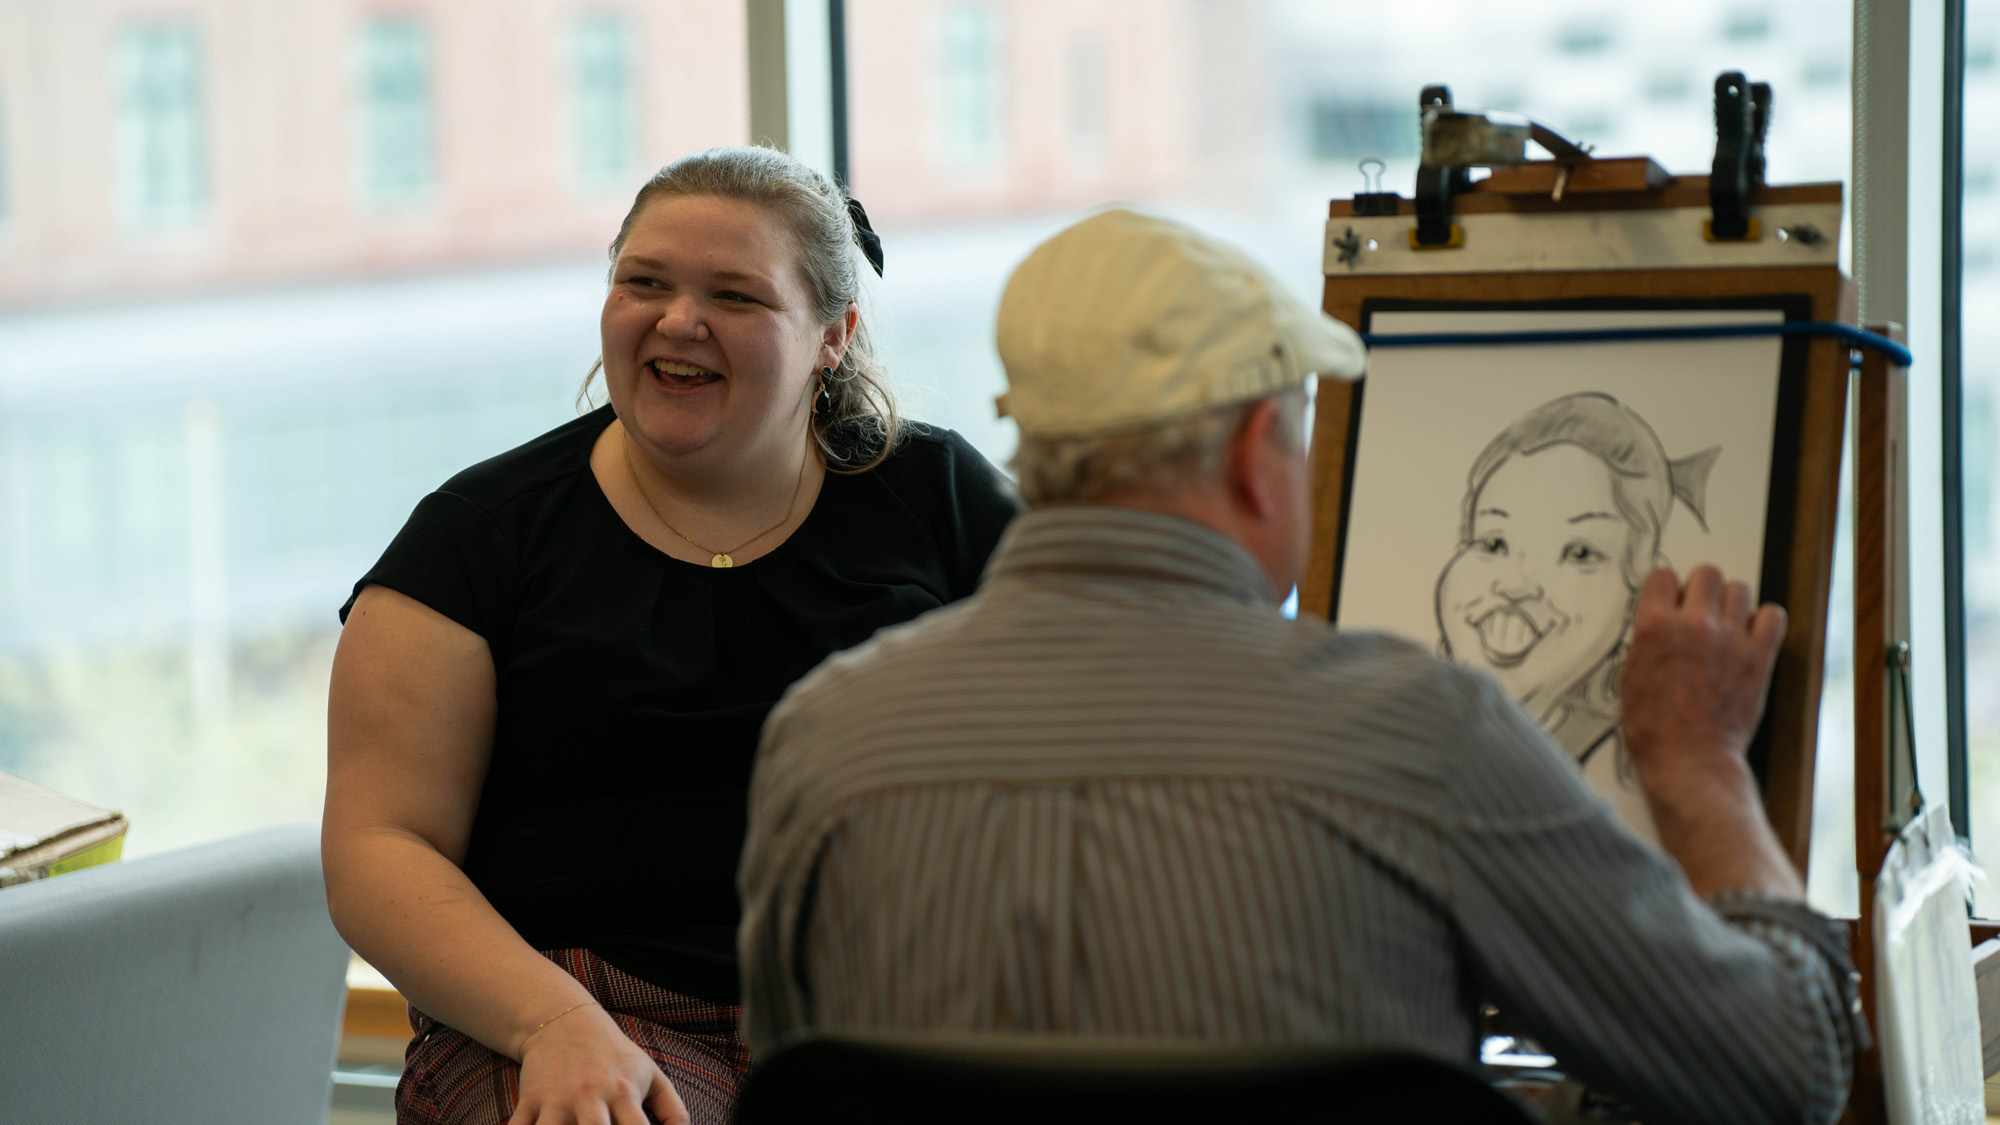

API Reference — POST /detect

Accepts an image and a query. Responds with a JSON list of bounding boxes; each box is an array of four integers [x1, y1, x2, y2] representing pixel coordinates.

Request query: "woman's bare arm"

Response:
[[325, 586, 685, 1124], [325, 585, 592, 1049]]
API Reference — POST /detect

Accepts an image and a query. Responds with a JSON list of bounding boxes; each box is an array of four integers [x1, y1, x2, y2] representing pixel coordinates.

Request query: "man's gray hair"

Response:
[[1011, 388, 1309, 505]]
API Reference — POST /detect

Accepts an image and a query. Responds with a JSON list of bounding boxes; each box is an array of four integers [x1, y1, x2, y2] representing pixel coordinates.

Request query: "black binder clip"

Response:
[[1708, 72, 1771, 241], [1352, 157, 1399, 217]]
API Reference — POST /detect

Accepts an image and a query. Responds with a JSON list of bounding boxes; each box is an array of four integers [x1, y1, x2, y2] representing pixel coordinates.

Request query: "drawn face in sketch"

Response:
[[1434, 392, 1719, 741], [1436, 444, 1636, 717]]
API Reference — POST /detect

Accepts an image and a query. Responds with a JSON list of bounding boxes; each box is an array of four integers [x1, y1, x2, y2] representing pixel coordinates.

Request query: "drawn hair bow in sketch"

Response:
[[1667, 443, 1722, 533]]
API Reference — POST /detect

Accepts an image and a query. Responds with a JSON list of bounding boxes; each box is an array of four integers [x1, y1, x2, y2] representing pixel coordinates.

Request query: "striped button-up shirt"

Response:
[[739, 508, 1856, 1125]]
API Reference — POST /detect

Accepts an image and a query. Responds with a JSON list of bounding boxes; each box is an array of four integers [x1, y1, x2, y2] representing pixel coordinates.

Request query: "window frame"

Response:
[[1942, 0, 1974, 862], [814, 0, 1985, 912]]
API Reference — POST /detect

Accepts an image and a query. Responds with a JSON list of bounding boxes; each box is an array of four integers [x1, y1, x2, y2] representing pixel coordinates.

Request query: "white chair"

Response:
[[0, 823, 352, 1124]]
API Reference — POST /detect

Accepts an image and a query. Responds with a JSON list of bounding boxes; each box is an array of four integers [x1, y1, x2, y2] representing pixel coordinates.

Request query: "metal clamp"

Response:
[[1708, 72, 1771, 241], [1412, 87, 1590, 248], [1413, 85, 1468, 247]]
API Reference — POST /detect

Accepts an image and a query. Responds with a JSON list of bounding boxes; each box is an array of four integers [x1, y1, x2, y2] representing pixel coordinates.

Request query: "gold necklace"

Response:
[[623, 438, 810, 568]]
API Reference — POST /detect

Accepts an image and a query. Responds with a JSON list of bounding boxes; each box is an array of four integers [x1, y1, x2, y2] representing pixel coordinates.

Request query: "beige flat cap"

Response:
[[994, 209, 1366, 437]]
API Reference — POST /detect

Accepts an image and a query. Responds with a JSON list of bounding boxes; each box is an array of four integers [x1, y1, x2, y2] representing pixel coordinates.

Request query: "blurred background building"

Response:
[[0, 0, 1991, 915]]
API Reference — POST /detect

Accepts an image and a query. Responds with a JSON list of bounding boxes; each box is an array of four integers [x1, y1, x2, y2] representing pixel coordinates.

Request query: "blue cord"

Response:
[[1357, 320, 1914, 369]]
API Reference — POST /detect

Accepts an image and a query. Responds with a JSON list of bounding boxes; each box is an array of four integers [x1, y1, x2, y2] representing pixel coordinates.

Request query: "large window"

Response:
[[574, 11, 638, 191], [849, 0, 1860, 910], [113, 23, 206, 229], [0, 0, 1973, 925], [356, 18, 435, 209], [852, 0, 1853, 493], [1957, 0, 1998, 917], [0, 2, 748, 861]]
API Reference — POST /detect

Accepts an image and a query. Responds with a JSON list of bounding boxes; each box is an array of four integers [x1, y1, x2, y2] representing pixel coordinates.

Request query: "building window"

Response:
[[1802, 56, 1847, 90], [1307, 101, 1418, 162], [1643, 71, 1695, 103], [1067, 41, 1108, 164], [356, 18, 434, 209], [938, 2, 1004, 170], [1722, 8, 1774, 42], [0, 92, 10, 235], [113, 23, 207, 230], [1554, 22, 1612, 55], [573, 11, 636, 191]]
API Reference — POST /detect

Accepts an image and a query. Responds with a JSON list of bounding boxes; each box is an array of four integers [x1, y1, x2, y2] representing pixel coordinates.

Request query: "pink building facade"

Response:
[[845, 0, 1264, 224], [0, 0, 1259, 308], [0, 0, 748, 306]]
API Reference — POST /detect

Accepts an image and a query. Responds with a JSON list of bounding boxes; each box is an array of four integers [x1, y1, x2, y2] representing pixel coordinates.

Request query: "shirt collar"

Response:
[[984, 506, 1278, 605]]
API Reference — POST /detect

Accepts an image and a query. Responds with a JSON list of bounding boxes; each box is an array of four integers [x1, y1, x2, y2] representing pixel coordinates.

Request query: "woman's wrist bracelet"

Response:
[[517, 999, 602, 1057]]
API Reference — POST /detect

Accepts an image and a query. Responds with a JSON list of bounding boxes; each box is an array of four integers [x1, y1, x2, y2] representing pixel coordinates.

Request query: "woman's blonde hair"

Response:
[[583, 146, 900, 473]]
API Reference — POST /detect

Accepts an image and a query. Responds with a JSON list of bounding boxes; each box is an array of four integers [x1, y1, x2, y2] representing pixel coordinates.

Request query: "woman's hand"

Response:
[[510, 1006, 689, 1125]]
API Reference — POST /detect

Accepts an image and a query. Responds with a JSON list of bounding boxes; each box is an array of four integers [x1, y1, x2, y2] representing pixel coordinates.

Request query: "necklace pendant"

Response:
[[711, 553, 734, 568]]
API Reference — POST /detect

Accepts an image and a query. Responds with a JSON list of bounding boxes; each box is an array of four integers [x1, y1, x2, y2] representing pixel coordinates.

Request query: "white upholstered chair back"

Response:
[[0, 823, 352, 1124]]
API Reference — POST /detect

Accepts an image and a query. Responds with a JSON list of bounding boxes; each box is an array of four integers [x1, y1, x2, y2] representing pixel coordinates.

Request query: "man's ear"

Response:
[[1225, 397, 1285, 518]]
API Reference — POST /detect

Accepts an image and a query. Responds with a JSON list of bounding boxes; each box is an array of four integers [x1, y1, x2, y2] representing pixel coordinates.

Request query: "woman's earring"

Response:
[[814, 366, 836, 416]]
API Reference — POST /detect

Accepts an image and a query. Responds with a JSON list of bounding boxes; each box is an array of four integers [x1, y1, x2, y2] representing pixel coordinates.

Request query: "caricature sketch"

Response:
[[1333, 307, 1789, 843], [1433, 392, 1719, 839]]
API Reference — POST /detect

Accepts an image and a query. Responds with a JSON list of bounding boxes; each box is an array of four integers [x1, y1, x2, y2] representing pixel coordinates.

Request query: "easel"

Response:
[[1309, 116, 1996, 1123], [1308, 174, 1851, 869]]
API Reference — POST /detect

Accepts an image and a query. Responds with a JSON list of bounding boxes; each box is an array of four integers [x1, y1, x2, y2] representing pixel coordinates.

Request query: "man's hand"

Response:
[[1620, 566, 1786, 780], [1618, 566, 1801, 898]]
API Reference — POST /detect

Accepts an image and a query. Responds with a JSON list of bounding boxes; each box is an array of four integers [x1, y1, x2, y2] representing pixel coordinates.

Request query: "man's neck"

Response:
[[1086, 488, 1231, 533], [1053, 487, 1285, 594]]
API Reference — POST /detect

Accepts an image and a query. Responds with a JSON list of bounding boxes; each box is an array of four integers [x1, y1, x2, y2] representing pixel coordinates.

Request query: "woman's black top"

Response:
[[341, 406, 1019, 1003]]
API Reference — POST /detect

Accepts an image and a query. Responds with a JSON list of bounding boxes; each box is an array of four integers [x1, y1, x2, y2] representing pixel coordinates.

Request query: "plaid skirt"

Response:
[[396, 948, 752, 1125]]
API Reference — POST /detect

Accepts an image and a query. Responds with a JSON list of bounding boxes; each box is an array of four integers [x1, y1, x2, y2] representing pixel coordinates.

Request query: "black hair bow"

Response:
[[846, 197, 885, 278]]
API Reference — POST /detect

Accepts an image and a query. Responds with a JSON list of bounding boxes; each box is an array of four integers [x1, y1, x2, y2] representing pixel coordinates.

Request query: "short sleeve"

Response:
[[338, 490, 518, 648], [926, 429, 1022, 596]]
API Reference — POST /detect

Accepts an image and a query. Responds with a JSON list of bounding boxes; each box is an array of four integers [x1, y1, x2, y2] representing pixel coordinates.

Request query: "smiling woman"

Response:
[[595, 193, 841, 569], [318, 146, 1019, 1125]]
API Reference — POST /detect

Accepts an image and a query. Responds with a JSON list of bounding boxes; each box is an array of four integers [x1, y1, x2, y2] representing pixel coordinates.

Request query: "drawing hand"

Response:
[[1618, 566, 1803, 898], [1618, 565, 1786, 789]]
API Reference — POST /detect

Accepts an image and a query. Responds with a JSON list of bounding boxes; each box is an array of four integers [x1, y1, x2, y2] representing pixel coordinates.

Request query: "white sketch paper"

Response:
[[1336, 308, 1787, 839]]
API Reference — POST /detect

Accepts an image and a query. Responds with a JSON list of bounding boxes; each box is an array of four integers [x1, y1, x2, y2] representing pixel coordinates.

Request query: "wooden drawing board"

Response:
[[1306, 178, 1853, 871]]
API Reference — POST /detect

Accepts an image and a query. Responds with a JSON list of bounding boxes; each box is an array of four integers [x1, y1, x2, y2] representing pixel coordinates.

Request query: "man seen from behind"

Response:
[[738, 209, 1864, 1125]]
